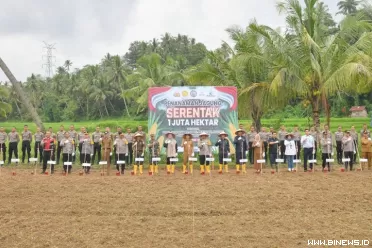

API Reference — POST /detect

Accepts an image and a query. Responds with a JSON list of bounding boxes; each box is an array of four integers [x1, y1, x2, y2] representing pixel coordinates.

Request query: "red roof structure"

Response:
[[349, 106, 366, 112]]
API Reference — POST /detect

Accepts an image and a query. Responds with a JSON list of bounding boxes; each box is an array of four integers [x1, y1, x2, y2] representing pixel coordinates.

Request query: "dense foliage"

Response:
[[0, 0, 371, 129]]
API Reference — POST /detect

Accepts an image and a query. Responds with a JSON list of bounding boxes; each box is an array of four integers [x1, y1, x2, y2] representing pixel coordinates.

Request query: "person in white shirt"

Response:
[[284, 133, 296, 171], [301, 129, 315, 172]]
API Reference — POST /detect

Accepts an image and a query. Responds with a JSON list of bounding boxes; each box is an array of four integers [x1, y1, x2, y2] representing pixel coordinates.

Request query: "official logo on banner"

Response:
[[148, 86, 238, 153]]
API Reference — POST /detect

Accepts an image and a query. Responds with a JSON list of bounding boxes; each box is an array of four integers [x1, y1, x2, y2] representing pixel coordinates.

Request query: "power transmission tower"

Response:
[[42, 41, 56, 78]]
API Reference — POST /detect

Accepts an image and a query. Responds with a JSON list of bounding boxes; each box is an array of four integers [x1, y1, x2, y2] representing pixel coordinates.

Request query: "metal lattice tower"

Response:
[[42, 41, 56, 78]]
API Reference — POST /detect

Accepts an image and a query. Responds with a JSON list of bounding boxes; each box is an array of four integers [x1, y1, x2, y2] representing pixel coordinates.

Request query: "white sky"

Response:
[[0, 0, 342, 82]]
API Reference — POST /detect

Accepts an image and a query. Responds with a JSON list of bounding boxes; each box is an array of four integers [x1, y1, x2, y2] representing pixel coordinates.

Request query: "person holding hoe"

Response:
[[81, 132, 94, 174], [342, 130, 355, 171], [41, 131, 55, 174], [148, 133, 160, 175], [284, 133, 296, 172], [114, 132, 128, 174], [101, 131, 113, 175], [164, 131, 178, 174], [60, 132, 74, 174], [301, 129, 315, 172], [198, 132, 212, 175], [320, 131, 332, 172], [182, 133, 194, 174], [361, 131, 372, 170], [268, 131, 279, 172], [253, 134, 264, 173], [234, 129, 248, 174], [133, 133, 145, 175], [215, 131, 230, 173]]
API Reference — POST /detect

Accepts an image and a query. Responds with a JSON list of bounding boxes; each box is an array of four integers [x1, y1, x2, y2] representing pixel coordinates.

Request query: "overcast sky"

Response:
[[0, 0, 342, 82]]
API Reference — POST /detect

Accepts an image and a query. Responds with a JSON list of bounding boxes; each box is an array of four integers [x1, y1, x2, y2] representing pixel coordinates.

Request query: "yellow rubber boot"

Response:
[[236, 164, 240, 173], [189, 163, 193, 174], [150, 165, 154, 173], [182, 164, 187, 174], [242, 164, 247, 173], [166, 164, 171, 174], [171, 164, 175, 174], [154, 165, 159, 174], [206, 165, 211, 174], [200, 165, 205, 174], [133, 165, 137, 175], [219, 164, 223, 173], [224, 164, 229, 173], [139, 165, 143, 175]]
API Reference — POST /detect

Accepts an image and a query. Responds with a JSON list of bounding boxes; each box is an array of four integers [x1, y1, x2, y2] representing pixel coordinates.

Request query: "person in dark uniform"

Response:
[[234, 129, 248, 173], [56, 125, 65, 165], [34, 127, 44, 163], [8, 127, 20, 164], [215, 131, 230, 173]]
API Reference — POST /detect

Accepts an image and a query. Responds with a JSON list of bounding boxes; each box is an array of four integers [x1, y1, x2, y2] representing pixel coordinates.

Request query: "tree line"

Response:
[[0, 0, 372, 131]]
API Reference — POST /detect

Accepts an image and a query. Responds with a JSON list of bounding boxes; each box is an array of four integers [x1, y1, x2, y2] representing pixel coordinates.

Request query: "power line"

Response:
[[42, 41, 56, 78]]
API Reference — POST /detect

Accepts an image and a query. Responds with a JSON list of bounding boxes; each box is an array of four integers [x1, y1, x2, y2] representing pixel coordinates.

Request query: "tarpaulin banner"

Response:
[[148, 86, 238, 152]]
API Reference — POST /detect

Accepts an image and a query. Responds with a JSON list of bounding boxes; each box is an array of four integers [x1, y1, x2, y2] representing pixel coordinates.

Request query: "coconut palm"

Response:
[[109, 55, 131, 117], [246, 0, 372, 129], [0, 85, 12, 117], [0, 57, 45, 129], [337, 0, 360, 15], [124, 53, 184, 113], [64, 60, 73, 72]]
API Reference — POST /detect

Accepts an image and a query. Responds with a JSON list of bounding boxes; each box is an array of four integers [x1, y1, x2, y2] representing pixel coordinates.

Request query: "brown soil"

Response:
[[0, 165, 371, 248]]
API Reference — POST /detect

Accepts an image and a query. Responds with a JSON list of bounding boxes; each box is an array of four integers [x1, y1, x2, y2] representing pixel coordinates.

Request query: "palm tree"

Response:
[[0, 57, 45, 129], [248, 0, 372, 129], [109, 55, 131, 117], [0, 85, 12, 117], [64, 60, 73, 72], [337, 0, 360, 15], [124, 53, 184, 113]]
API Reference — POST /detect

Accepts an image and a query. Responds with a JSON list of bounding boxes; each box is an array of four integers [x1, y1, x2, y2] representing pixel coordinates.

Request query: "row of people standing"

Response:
[[238, 123, 371, 172]]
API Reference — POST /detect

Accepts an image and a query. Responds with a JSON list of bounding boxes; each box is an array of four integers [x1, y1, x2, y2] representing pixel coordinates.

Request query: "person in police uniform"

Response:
[[68, 125, 78, 162], [247, 126, 257, 164], [278, 125, 287, 162], [320, 131, 332, 171], [0, 127, 7, 162], [360, 124, 370, 138], [112, 127, 122, 166], [334, 126, 344, 164], [81, 132, 93, 174], [34, 127, 44, 163], [350, 125, 358, 163], [124, 128, 134, 166], [60, 132, 74, 173], [292, 126, 301, 159], [21, 125, 32, 164], [56, 125, 65, 165], [8, 127, 20, 164], [48, 127, 57, 140], [259, 127, 269, 163], [309, 127, 319, 160], [148, 133, 160, 174], [114, 133, 128, 174], [92, 126, 103, 165], [77, 127, 86, 164]]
